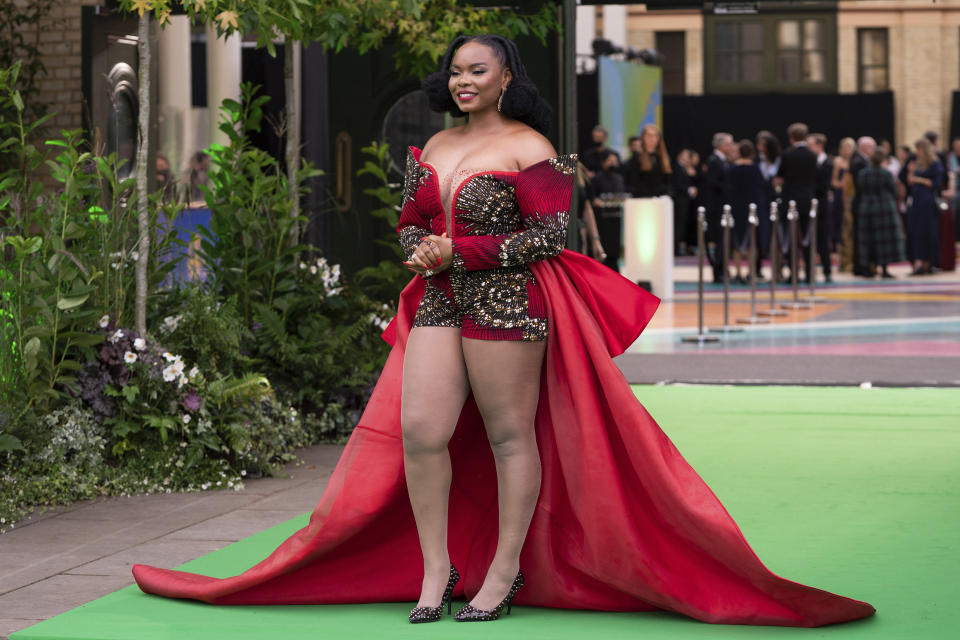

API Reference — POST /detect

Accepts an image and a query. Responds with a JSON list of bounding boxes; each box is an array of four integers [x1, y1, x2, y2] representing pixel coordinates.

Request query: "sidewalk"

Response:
[[0, 444, 344, 639]]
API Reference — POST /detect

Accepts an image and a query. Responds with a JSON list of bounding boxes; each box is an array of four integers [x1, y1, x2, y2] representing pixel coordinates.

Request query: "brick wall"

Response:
[[30, 0, 103, 132]]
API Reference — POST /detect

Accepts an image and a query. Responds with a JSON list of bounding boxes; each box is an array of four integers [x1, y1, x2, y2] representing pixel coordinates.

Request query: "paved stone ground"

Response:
[[0, 445, 344, 640]]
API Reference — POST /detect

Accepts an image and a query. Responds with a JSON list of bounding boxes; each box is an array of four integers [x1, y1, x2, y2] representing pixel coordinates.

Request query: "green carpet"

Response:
[[12, 385, 960, 639]]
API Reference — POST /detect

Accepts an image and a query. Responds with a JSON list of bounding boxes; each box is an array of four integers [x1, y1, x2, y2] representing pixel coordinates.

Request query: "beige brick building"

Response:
[[581, 1, 960, 149]]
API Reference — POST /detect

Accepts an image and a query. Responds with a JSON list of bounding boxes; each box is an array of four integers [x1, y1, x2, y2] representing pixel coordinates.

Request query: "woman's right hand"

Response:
[[590, 236, 607, 261], [403, 233, 449, 277]]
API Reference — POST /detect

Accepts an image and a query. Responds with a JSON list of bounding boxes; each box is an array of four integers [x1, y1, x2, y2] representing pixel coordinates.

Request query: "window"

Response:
[[714, 21, 764, 84], [777, 19, 826, 83], [858, 28, 889, 92], [655, 31, 686, 95], [704, 12, 837, 93]]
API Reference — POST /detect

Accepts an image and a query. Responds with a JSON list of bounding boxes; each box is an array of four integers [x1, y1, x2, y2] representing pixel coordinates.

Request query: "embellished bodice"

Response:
[[397, 145, 577, 342], [398, 146, 577, 269]]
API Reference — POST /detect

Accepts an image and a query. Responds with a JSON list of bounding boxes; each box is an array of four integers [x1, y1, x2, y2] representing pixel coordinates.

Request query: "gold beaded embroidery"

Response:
[[455, 175, 519, 236], [399, 149, 433, 259], [399, 226, 430, 260], [402, 149, 431, 203], [412, 281, 460, 329], [548, 154, 578, 175], [498, 211, 570, 267]]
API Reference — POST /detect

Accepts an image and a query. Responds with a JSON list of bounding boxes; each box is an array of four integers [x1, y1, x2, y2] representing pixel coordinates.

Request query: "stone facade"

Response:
[[838, 0, 960, 147], [627, 7, 703, 96], [616, 1, 960, 146]]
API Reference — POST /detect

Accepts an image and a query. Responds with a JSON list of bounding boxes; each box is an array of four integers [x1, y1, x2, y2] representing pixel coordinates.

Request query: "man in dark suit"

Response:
[[704, 132, 735, 282], [775, 122, 817, 282], [849, 136, 876, 276], [807, 132, 834, 283]]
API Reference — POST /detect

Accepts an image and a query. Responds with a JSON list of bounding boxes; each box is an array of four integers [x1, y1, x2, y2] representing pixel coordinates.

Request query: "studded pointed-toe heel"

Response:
[[454, 569, 524, 622], [409, 564, 460, 623]]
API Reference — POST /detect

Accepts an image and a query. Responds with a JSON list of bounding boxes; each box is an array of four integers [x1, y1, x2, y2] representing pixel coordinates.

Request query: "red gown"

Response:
[[132, 149, 875, 627]]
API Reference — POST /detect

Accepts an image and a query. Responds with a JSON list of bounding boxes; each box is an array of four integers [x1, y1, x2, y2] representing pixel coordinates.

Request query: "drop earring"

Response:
[[498, 87, 505, 112]]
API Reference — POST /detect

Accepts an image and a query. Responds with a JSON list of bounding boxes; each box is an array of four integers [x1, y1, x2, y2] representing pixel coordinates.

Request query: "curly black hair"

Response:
[[422, 34, 551, 136]]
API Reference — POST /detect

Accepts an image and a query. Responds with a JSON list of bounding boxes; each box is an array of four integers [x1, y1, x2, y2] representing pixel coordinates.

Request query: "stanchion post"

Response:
[[737, 203, 770, 325], [781, 200, 811, 310], [758, 201, 787, 317], [803, 197, 826, 303], [682, 207, 720, 344], [711, 205, 743, 333]]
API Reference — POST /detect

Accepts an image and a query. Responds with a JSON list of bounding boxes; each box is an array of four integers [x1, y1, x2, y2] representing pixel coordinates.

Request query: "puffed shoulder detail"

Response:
[[519, 153, 578, 176]]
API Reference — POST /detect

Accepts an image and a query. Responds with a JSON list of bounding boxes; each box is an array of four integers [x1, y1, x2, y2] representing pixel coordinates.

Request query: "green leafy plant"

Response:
[[354, 141, 410, 305], [0, 61, 180, 422]]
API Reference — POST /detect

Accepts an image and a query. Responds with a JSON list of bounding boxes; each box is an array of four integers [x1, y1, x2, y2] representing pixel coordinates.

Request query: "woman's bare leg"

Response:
[[402, 327, 470, 608], [461, 336, 546, 610]]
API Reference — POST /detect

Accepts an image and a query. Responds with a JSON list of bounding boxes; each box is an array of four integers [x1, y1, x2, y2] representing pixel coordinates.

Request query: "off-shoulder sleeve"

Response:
[[451, 154, 576, 271], [397, 148, 433, 259]]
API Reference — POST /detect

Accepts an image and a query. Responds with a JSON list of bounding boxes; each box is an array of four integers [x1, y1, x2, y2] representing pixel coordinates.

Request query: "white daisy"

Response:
[[133, 338, 146, 351], [162, 365, 178, 382], [131, 250, 140, 261], [309, 265, 318, 275], [299, 262, 307, 270], [189, 366, 199, 379], [98, 314, 110, 328], [108, 329, 124, 344], [182, 414, 191, 425], [123, 351, 137, 364]]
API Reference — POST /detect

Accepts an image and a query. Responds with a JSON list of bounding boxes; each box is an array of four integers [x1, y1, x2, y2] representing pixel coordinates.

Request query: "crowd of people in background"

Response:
[[578, 122, 958, 283]]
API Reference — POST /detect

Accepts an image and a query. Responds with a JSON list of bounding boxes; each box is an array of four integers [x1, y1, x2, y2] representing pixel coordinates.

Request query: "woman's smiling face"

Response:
[[448, 41, 511, 113]]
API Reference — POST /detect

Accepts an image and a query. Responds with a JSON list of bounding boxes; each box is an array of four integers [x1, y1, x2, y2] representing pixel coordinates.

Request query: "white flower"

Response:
[[178, 375, 188, 388], [110, 251, 122, 258], [108, 329, 124, 343], [131, 250, 139, 261], [316, 257, 328, 268], [240, 469, 247, 476], [161, 315, 182, 334], [98, 314, 110, 328], [123, 351, 137, 364], [326, 287, 342, 297], [170, 360, 185, 376], [182, 414, 191, 424], [133, 338, 146, 351], [299, 262, 307, 270], [111, 262, 121, 270], [309, 265, 318, 275], [162, 365, 178, 382], [163, 352, 182, 364], [189, 366, 199, 379]]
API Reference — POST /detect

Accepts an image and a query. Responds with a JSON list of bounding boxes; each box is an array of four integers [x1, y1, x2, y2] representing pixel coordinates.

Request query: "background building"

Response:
[[578, 1, 960, 154]]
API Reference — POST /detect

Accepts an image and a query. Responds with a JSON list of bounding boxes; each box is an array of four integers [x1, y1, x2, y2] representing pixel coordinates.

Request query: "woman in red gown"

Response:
[[132, 35, 875, 627]]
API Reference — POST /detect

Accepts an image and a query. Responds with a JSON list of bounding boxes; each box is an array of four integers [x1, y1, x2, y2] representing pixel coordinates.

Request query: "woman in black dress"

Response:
[[906, 138, 944, 274], [621, 124, 672, 198], [723, 139, 769, 283], [856, 147, 905, 278]]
